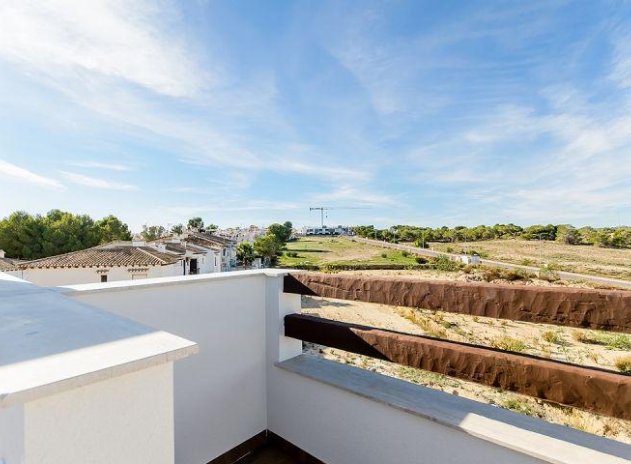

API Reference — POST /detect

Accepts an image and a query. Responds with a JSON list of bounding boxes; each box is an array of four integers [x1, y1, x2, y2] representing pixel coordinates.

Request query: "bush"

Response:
[[285, 251, 299, 258], [481, 268, 501, 282], [380, 252, 388, 258], [490, 335, 527, 352], [414, 256, 427, 264], [542, 330, 565, 345], [432, 254, 461, 272], [539, 265, 560, 282], [401, 250, 409, 257], [615, 355, 631, 374]]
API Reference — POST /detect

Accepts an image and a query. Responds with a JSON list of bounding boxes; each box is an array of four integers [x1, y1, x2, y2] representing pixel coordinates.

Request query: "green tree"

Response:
[[268, 222, 292, 243], [555, 225, 580, 245], [236, 242, 255, 268], [187, 217, 204, 230], [171, 223, 184, 235], [206, 223, 219, 233], [141, 224, 166, 241], [0, 211, 44, 259], [254, 234, 283, 264], [94, 215, 132, 243]]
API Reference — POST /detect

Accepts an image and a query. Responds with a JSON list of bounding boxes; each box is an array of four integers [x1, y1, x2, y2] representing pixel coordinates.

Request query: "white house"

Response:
[[183, 231, 237, 271], [148, 238, 222, 275], [10, 242, 184, 287], [460, 254, 482, 265]]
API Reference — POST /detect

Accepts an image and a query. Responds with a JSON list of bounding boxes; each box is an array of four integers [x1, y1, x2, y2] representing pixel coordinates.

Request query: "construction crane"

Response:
[[309, 206, 363, 228]]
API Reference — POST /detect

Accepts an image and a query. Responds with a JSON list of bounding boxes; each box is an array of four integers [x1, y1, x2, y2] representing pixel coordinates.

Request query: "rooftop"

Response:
[[16, 243, 183, 269]]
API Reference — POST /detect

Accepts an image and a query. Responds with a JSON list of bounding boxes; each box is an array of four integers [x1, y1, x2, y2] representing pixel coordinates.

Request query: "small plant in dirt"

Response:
[[401, 250, 409, 257], [573, 331, 631, 350], [539, 265, 560, 282], [415, 256, 427, 264], [502, 398, 537, 417], [542, 330, 566, 345], [490, 335, 527, 352], [481, 268, 501, 282], [615, 356, 631, 374], [380, 252, 388, 258]]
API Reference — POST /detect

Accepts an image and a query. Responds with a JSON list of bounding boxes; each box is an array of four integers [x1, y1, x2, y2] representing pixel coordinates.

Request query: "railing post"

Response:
[[265, 271, 302, 364]]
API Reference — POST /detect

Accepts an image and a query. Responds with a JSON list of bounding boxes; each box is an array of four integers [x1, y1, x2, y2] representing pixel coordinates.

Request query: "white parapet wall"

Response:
[[0, 273, 197, 464], [63, 270, 631, 464], [64, 270, 287, 464]]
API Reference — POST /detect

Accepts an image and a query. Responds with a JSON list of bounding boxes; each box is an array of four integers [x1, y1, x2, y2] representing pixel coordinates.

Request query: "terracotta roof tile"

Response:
[[18, 245, 182, 269]]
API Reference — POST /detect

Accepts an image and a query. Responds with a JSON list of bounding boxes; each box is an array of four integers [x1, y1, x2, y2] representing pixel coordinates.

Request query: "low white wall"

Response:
[[18, 264, 182, 287], [67, 272, 273, 464], [0, 364, 174, 464], [25, 364, 174, 464], [267, 367, 542, 464]]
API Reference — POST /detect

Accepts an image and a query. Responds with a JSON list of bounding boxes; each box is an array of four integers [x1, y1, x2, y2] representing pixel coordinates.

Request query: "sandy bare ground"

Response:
[[432, 239, 631, 281], [301, 293, 631, 443]]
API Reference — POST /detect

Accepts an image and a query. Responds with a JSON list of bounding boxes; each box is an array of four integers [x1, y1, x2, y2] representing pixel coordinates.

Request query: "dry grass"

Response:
[[615, 355, 631, 374], [431, 239, 631, 281]]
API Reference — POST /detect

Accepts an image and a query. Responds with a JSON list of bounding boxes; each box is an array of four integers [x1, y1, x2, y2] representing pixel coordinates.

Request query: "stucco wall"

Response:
[[24, 363, 173, 464], [17, 263, 182, 287], [68, 273, 269, 464]]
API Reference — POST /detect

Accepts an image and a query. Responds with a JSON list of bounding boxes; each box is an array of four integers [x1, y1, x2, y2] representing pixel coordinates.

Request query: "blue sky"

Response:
[[1, 1, 631, 231]]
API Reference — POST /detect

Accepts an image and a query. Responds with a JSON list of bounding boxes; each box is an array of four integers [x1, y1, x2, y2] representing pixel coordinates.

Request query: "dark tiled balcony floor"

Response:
[[249, 445, 298, 464]]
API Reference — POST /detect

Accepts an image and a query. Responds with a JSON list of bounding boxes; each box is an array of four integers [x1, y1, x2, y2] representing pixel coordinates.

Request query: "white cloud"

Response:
[[311, 185, 396, 207], [0, 0, 206, 97], [60, 171, 138, 191], [0, 159, 64, 190], [68, 161, 133, 171]]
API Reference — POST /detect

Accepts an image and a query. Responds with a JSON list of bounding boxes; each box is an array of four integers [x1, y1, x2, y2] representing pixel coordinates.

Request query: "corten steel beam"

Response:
[[284, 313, 631, 420], [283, 273, 631, 333]]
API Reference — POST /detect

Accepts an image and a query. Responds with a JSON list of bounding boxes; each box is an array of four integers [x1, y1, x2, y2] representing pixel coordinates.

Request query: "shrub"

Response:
[[415, 256, 427, 264], [481, 268, 501, 282], [445, 246, 454, 253], [572, 331, 631, 350], [285, 251, 299, 258], [502, 398, 536, 417], [490, 335, 527, 352], [432, 254, 461, 272], [380, 252, 388, 258], [539, 265, 560, 282], [615, 355, 631, 374], [504, 269, 532, 281], [542, 330, 565, 345], [401, 250, 409, 257]]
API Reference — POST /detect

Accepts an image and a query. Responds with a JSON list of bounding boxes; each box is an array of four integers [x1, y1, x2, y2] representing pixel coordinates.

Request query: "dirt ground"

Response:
[[432, 239, 631, 281], [301, 288, 631, 443]]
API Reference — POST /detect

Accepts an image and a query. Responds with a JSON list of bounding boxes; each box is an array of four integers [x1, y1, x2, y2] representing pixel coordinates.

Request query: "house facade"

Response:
[[9, 242, 184, 287]]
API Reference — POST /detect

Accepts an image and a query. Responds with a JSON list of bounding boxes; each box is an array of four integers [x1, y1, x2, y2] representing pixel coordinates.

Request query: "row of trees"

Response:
[[237, 221, 293, 267], [353, 224, 631, 249], [140, 217, 220, 241], [0, 210, 132, 259]]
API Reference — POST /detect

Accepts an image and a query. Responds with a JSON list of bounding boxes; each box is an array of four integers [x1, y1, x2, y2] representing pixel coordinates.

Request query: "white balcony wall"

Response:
[[66, 271, 276, 464], [64, 271, 631, 464]]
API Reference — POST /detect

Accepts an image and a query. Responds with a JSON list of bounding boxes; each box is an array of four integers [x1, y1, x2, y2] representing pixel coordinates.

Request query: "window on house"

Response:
[[100, 275, 108, 283]]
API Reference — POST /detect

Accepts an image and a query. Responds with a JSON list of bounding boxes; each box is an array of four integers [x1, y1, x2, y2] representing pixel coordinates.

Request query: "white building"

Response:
[[303, 225, 354, 236], [9, 242, 184, 287], [460, 254, 481, 265], [183, 231, 237, 271], [149, 238, 222, 275]]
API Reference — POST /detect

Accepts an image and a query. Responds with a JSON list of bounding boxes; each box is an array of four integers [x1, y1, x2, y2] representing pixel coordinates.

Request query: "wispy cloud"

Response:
[[0, 159, 64, 190], [60, 171, 138, 191], [0, 0, 206, 97], [68, 161, 133, 171]]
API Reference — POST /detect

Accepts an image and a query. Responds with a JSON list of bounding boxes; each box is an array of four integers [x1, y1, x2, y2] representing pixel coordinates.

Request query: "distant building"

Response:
[[460, 254, 481, 265], [302, 225, 354, 236], [10, 242, 184, 287]]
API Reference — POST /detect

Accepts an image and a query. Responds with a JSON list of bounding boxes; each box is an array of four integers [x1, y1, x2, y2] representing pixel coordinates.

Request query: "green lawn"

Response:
[[278, 236, 420, 268]]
